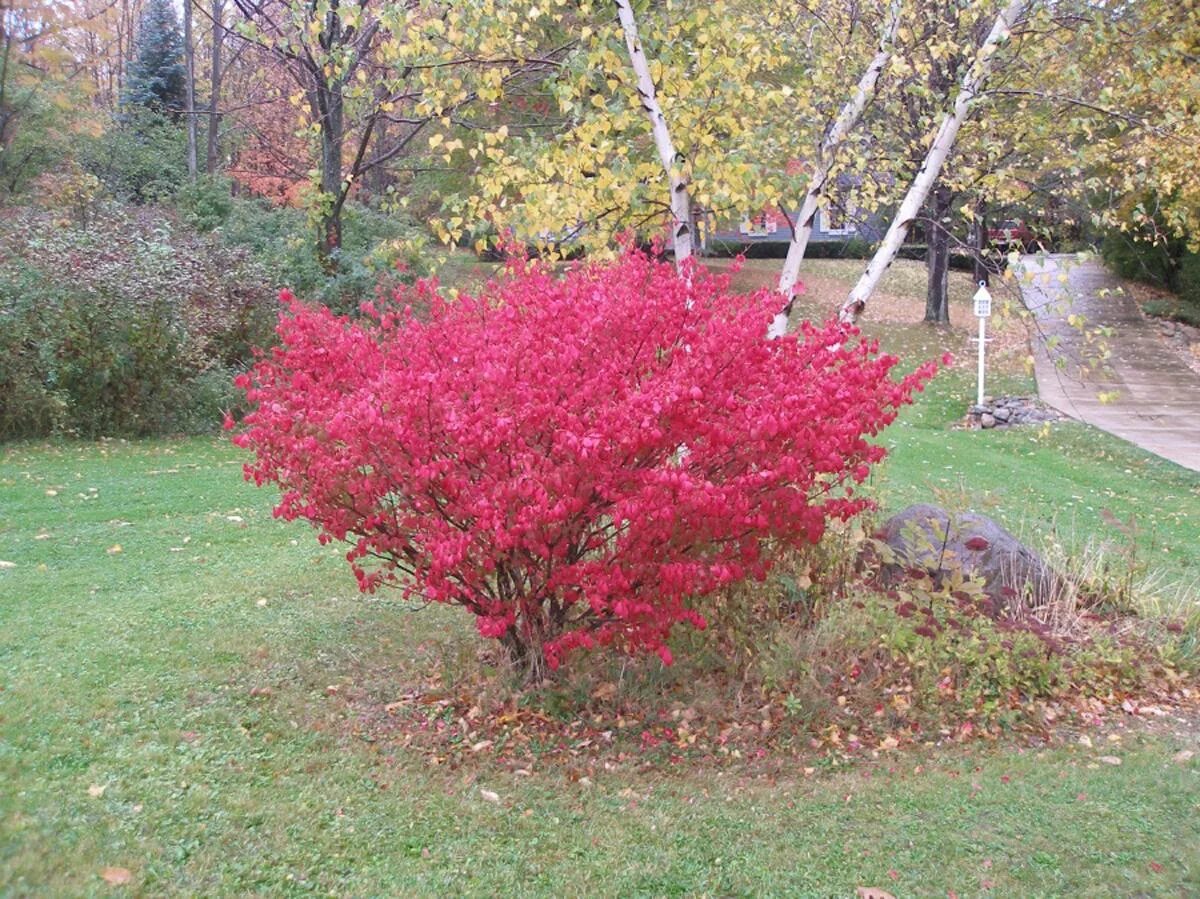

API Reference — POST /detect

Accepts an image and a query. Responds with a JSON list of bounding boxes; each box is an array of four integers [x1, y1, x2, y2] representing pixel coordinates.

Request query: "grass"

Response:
[[2, 257, 1199, 895], [2, 438, 1198, 895]]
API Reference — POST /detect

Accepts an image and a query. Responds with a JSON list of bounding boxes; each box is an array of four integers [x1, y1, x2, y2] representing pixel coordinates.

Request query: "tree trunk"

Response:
[[614, 0, 693, 269], [972, 199, 989, 285], [183, 0, 197, 179], [925, 185, 952, 323], [770, 0, 902, 337], [205, 0, 224, 175], [317, 84, 345, 269], [840, 0, 1030, 322], [500, 624, 548, 685]]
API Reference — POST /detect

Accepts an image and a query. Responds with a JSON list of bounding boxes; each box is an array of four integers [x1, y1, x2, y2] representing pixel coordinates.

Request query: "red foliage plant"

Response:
[[231, 249, 937, 681]]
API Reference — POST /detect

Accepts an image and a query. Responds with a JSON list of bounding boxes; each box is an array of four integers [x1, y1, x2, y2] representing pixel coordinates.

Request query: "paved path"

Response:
[[1019, 254, 1200, 472]]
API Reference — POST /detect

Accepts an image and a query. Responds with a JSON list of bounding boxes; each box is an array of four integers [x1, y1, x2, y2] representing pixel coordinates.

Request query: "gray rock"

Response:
[[993, 406, 1012, 422], [980, 413, 997, 428], [873, 503, 1063, 614]]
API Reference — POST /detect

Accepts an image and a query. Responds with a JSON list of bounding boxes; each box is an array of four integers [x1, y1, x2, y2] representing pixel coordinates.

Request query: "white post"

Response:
[[973, 281, 992, 406], [977, 314, 987, 405]]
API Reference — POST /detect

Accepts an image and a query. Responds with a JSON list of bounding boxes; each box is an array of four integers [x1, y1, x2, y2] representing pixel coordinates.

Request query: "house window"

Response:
[[821, 202, 856, 236], [739, 212, 777, 237]]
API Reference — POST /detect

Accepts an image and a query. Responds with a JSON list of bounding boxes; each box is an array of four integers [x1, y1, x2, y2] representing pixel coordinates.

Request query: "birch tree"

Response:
[[768, 0, 902, 337], [839, 0, 1030, 323], [614, 0, 692, 267]]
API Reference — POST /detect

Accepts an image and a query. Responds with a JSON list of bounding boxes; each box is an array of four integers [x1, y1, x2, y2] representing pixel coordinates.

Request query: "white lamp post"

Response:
[[973, 281, 992, 406]]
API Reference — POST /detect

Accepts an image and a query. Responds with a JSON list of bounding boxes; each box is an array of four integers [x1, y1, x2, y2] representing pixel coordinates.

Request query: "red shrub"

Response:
[[232, 250, 936, 679]]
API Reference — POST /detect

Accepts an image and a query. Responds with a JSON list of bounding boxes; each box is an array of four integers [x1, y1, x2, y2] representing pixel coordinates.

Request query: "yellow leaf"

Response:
[[101, 867, 132, 886]]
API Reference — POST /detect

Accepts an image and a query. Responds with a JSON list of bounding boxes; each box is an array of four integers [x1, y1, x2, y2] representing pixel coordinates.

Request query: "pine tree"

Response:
[[123, 0, 187, 115]]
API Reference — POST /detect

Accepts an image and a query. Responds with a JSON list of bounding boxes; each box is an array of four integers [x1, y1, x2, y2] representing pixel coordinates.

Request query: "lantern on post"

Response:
[[973, 281, 992, 406]]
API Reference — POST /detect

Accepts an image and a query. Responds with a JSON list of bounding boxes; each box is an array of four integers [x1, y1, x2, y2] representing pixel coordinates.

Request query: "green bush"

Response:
[[0, 207, 274, 439], [79, 112, 187, 203], [175, 175, 235, 232], [1101, 230, 1180, 287], [217, 197, 427, 314]]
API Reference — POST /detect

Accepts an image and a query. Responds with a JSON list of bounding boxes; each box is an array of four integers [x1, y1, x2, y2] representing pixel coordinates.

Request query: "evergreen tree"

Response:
[[123, 0, 187, 115]]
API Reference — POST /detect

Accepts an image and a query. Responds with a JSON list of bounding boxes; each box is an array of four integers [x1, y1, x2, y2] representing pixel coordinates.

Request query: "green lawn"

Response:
[[2, 261, 1199, 895]]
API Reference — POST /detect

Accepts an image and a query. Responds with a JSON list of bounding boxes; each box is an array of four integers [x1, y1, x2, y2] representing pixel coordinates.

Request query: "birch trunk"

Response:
[[614, 0, 693, 269], [769, 0, 902, 338], [840, 0, 1029, 323], [183, 0, 197, 180]]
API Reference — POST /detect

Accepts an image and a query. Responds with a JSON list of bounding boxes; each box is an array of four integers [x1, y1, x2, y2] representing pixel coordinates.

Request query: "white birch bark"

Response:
[[769, 0, 902, 338], [614, 0, 693, 268], [839, 0, 1029, 323]]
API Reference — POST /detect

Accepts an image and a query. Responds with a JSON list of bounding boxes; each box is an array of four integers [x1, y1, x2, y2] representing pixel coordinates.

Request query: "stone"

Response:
[[873, 503, 1064, 614], [967, 395, 1062, 430]]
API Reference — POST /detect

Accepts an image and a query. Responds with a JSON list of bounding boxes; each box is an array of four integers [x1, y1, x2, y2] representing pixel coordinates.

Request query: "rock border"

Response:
[[966, 395, 1063, 429]]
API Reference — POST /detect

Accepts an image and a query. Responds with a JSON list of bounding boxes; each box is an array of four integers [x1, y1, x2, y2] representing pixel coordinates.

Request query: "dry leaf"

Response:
[[106, 544, 122, 555], [470, 740, 494, 753], [1097, 755, 1122, 765], [87, 784, 107, 798], [479, 788, 500, 803], [856, 888, 896, 899], [591, 682, 617, 701], [100, 866, 132, 886], [1173, 750, 1194, 765]]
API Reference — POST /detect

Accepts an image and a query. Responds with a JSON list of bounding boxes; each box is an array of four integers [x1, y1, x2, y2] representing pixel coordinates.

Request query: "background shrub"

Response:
[[0, 207, 274, 438], [216, 197, 427, 314], [79, 111, 188, 203]]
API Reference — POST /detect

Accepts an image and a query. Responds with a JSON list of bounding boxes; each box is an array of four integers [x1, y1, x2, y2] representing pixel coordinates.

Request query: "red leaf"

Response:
[[230, 249, 936, 674], [965, 536, 990, 551]]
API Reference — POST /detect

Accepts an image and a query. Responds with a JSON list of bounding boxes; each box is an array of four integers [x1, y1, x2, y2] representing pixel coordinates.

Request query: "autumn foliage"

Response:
[[233, 250, 936, 679]]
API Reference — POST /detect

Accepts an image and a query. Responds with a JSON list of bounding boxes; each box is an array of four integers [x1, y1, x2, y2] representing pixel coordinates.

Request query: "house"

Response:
[[706, 200, 886, 248]]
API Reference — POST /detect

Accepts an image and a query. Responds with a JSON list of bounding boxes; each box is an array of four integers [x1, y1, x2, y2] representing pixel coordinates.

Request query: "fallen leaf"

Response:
[[591, 681, 617, 701], [1097, 755, 1122, 766], [470, 740, 494, 753], [856, 889, 896, 899], [479, 788, 500, 803], [87, 784, 107, 798], [1149, 861, 1164, 873], [106, 544, 122, 555], [880, 735, 899, 750], [0, 561, 15, 569], [1172, 750, 1194, 765], [100, 867, 132, 886], [1077, 735, 1093, 748]]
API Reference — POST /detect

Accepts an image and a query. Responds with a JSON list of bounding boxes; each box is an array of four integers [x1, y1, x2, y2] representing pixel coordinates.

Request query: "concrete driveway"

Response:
[[1019, 254, 1200, 472]]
